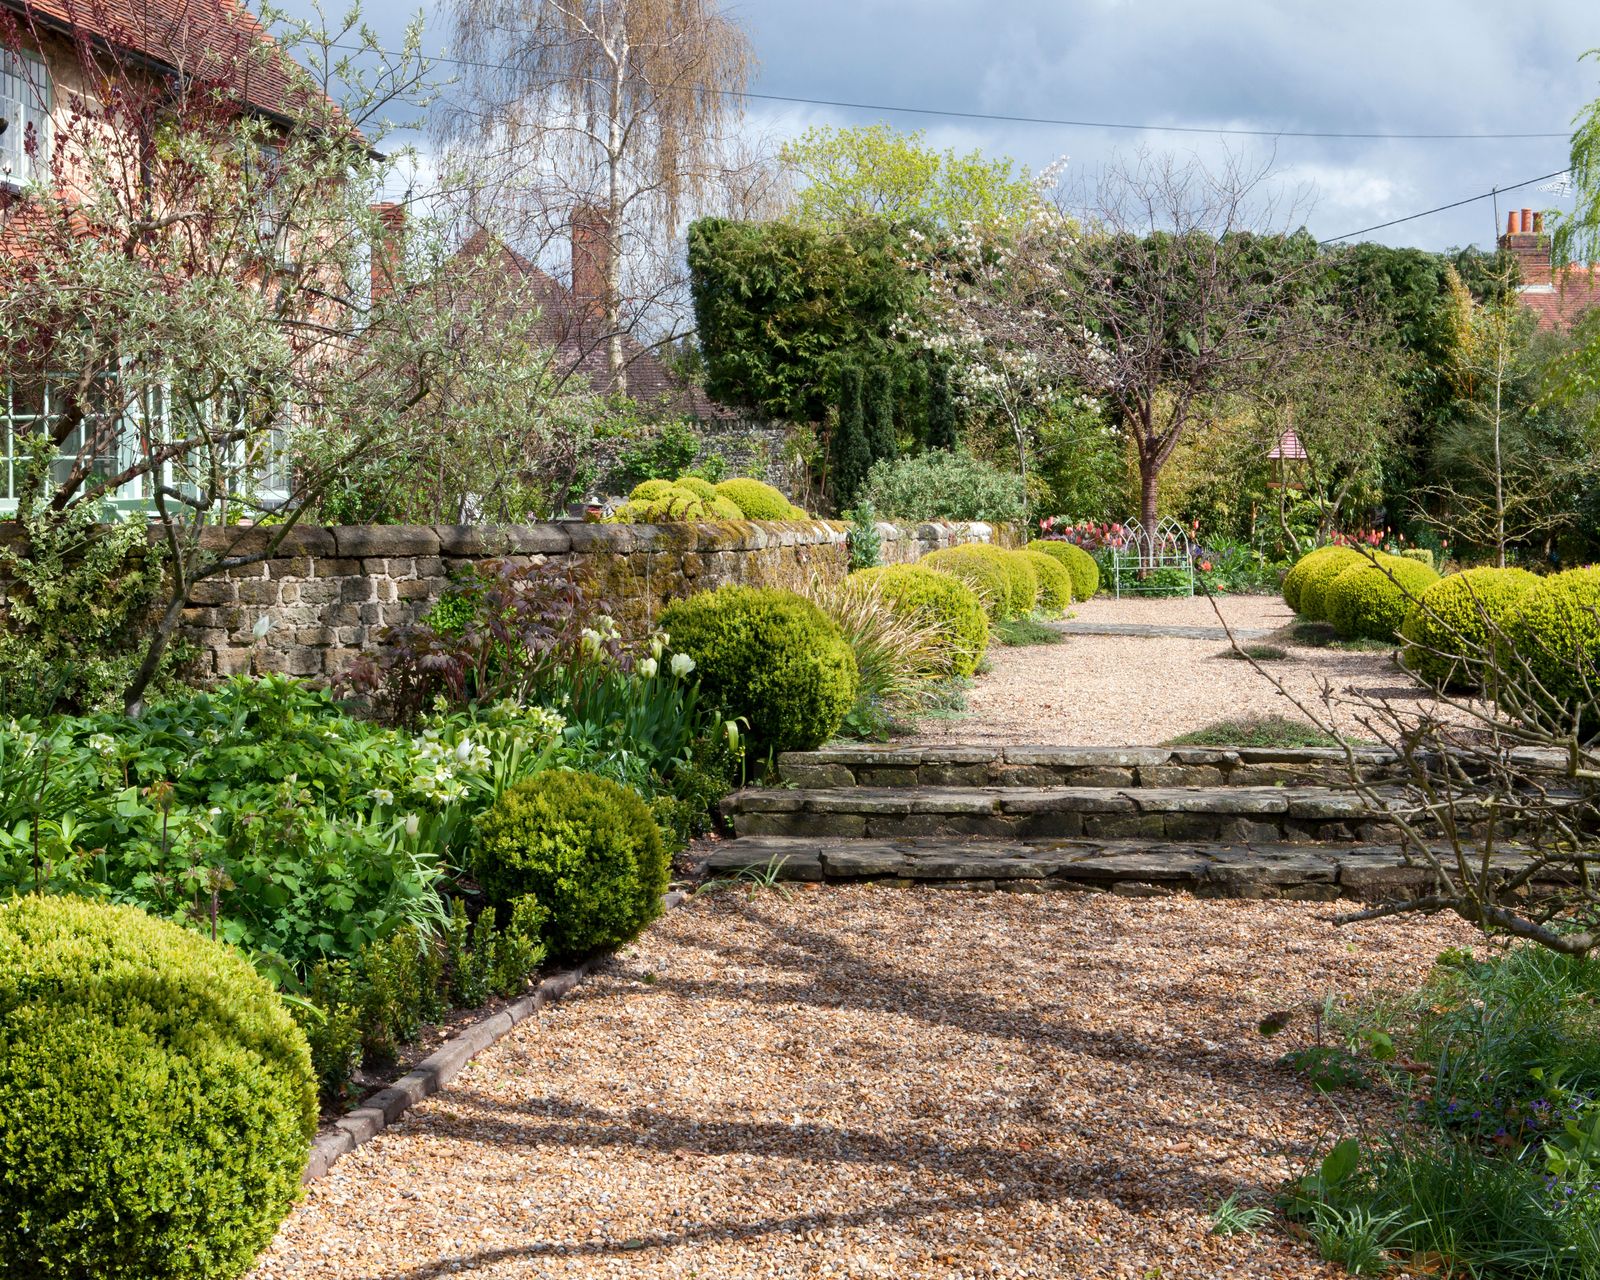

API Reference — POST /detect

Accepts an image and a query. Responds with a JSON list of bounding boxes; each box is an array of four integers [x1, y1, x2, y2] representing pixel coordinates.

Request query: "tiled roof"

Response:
[[1514, 264, 1600, 333], [7, 0, 311, 121], [452, 228, 735, 421]]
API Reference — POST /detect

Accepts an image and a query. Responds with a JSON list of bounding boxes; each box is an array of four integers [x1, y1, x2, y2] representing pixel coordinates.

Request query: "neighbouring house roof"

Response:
[[452, 227, 736, 421], [1500, 207, 1600, 333], [5, 0, 323, 124]]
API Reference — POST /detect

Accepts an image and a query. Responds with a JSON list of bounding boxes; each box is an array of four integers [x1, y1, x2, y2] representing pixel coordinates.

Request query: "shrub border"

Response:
[[303, 889, 689, 1184]]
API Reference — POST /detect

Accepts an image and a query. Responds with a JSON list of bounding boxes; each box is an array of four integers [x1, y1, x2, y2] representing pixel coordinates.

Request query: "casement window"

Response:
[[0, 377, 145, 512], [0, 48, 50, 188]]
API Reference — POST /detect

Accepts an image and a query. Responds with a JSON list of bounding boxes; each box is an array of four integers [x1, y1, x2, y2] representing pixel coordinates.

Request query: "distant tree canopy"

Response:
[[778, 124, 1039, 231], [686, 215, 929, 423]]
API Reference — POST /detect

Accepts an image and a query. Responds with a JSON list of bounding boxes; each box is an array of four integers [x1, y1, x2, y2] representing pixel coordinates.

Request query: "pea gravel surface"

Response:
[[252, 887, 1473, 1280], [914, 595, 1448, 747]]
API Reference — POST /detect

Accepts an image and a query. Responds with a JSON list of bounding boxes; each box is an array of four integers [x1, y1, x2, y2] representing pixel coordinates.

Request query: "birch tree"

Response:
[[440, 0, 759, 386]]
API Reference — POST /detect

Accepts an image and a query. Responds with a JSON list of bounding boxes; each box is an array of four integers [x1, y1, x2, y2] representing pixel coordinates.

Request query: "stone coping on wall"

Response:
[[182, 518, 1009, 559]]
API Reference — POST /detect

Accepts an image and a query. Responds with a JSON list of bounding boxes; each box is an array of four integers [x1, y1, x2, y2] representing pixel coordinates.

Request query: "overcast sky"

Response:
[[282, 0, 1597, 252]]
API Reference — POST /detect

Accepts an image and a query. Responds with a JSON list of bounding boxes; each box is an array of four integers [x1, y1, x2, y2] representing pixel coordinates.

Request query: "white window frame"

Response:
[[0, 47, 51, 190]]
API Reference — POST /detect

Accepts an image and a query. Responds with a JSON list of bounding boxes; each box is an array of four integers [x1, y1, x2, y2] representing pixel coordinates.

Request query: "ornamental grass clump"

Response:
[[0, 896, 317, 1280], [1028, 538, 1098, 601], [659, 584, 858, 753], [1019, 549, 1072, 615], [1325, 555, 1441, 641], [850, 564, 988, 677], [473, 770, 667, 958], [1400, 567, 1540, 691]]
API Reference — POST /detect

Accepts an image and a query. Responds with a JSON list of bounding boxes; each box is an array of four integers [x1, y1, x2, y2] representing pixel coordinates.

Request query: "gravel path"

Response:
[[915, 595, 1439, 747], [253, 888, 1472, 1280]]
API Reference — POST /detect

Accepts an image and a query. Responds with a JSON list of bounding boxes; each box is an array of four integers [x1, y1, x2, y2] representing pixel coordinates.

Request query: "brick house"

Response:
[[1500, 206, 1600, 332], [0, 0, 313, 513]]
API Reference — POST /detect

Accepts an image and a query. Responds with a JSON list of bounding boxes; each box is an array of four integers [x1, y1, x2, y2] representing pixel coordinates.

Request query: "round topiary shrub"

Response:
[[0, 896, 316, 1280], [920, 545, 1012, 620], [714, 477, 806, 520], [1400, 567, 1540, 690], [1019, 549, 1072, 615], [1282, 546, 1340, 612], [993, 548, 1041, 616], [473, 770, 668, 958], [1027, 539, 1099, 601], [672, 475, 718, 502], [1325, 555, 1441, 641], [1298, 547, 1373, 621], [1500, 567, 1600, 719], [707, 496, 744, 520], [849, 564, 989, 677], [659, 585, 858, 753], [611, 485, 711, 523]]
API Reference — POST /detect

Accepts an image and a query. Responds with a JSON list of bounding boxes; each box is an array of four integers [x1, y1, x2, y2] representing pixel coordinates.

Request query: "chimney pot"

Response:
[[1506, 211, 1517, 237], [1520, 208, 1532, 233]]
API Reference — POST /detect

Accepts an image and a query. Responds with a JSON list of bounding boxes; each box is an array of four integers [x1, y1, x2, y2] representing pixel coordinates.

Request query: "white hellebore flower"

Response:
[[637, 657, 659, 679], [370, 788, 395, 806], [670, 652, 696, 678], [455, 738, 474, 763], [580, 628, 602, 654]]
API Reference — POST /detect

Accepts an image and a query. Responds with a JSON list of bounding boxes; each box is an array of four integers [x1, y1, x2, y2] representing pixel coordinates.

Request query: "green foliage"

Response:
[[1027, 539, 1100, 601], [1167, 716, 1345, 749], [861, 450, 1027, 524], [1397, 547, 1435, 569], [863, 364, 898, 465], [992, 548, 1040, 616], [849, 565, 989, 678], [920, 545, 1012, 620], [0, 500, 174, 718], [1286, 947, 1600, 1279], [1400, 567, 1541, 690], [993, 616, 1065, 647], [846, 501, 883, 571], [443, 896, 548, 1009], [1296, 547, 1374, 620], [778, 123, 1039, 230], [0, 677, 458, 972], [660, 586, 859, 754], [832, 364, 871, 507], [1209, 1193, 1272, 1237], [0, 897, 316, 1280], [474, 771, 667, 959], [926, 362, 959, 451], [610, 482, 741, 523], [713, 477, 805, 520], [1499, 567, 1600, 719], [672, 475, 719, 502], [612, 419, 703, 489], [1326, 555, 1442, 641], [687, 216, 929, 425], [1018, 550, 1071, 615]]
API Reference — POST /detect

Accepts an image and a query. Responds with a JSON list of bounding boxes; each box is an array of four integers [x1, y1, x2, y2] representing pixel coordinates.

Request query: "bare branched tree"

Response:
[[1212, 570, 1600, 956], [439, 0, 762, 385]]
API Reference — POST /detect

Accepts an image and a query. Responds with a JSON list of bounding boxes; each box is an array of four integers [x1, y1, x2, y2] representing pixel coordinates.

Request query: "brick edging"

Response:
[[303, 888, 691, 1184]]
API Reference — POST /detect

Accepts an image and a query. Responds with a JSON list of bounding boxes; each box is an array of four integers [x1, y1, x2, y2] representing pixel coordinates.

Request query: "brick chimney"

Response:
[[570, 205, 611, 319], [1499, 205, 1551, 275], [370, 201, 406, 302]]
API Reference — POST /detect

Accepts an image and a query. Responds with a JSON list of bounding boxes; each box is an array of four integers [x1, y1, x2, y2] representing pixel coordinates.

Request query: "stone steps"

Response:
[[722, 783, 1408, 844], [699, 835, 1537, 902], [777, 744, 1406, 791]]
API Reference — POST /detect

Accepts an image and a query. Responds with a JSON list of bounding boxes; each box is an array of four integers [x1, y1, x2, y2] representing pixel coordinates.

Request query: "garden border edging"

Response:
[[302, 889, 690, 1184]]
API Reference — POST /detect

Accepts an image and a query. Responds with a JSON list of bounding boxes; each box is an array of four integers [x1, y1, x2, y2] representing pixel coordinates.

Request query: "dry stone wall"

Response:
[[179, 519, 1011, 680]]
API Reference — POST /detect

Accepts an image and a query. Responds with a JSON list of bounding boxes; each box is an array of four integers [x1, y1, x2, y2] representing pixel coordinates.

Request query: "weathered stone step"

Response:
[[779, 744, 1407, 790], [723, 784, 1408, 844], [700, 834, 1534, 903]]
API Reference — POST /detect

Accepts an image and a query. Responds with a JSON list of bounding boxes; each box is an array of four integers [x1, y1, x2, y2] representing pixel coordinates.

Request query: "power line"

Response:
[[1319, 169, 1569, 243], [326, 41, 1571, 142]]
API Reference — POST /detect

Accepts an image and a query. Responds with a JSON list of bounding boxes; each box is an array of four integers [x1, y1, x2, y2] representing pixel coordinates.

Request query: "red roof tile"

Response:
[[1514, 263, 1600, 333], [6, 0, 314, 121]]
